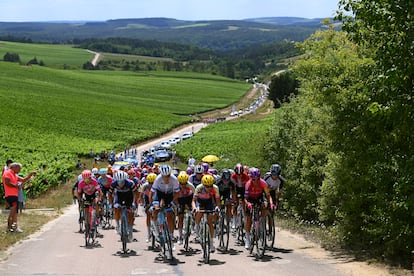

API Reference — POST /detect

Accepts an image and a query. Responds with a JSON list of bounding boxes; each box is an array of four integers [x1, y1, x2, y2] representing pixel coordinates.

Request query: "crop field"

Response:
[[0, 41, 93, 68], [0, 60, 249, 195]]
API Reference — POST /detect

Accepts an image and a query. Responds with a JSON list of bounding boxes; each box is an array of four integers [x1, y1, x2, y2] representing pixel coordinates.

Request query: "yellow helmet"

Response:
[[201, 174, 215, 187], [177, 171, 189, 184], [146, 173, 157, 183]]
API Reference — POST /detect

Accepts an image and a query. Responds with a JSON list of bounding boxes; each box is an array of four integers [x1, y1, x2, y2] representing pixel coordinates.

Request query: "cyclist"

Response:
[[128, 169, 141, 217], [140, 172, 157, 242], [91, 168, 100, 179], [97, 168, 113, 222], [149, 165, 180, 244], [188, 164, 204, 186], [192, 174, 221, 253], [176, 171, 195, 245], [216, 169, 233, 221], [77, 170, 102, 233], [230, 163, 249, 228], [110, 170, 138, 242], [243, 167, 273, 249], [263, 164, 285, 210]]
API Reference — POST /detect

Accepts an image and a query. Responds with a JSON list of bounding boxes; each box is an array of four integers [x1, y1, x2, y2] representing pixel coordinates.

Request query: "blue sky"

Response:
[[0, 0, 339, 22]]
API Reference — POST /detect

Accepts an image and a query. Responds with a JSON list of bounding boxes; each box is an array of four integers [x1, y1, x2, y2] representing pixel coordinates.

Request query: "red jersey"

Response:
[[78, 178, 100, 196], [231, 172, 249, 188], [244, 178, 268, 200]]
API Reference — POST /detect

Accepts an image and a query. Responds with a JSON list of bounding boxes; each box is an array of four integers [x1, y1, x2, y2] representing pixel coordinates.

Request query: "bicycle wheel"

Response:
[[256, 218, 266, 258], [164, 222, 173, 260], [237, 209, 245, 243], [183, 213, 191, 251], [89, 210, 97, 245], [218, 213, 230, 251], [79, 207, 85, 233], [84, 209, 90, 247], [202, 221, 210, 264], [121, 214, 128, 253], [266, 212, 275, 249]]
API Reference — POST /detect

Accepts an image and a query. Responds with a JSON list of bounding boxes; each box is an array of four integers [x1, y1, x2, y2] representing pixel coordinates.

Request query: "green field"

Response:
[[0, 41, 93, 68], [174, 115, 273, 172], [0, 57, 249, 195]]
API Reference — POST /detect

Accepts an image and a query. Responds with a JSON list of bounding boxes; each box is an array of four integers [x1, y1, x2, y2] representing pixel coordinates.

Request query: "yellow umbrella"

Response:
[[202, 154, 220, 163]]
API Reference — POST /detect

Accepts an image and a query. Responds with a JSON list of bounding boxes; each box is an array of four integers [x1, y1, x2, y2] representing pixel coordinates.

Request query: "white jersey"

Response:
[[151, 174, 180, 194], [263, 172, 284, 191]]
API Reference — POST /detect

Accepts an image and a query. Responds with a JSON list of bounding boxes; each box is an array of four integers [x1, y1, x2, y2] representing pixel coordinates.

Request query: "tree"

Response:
[[3, 52, 20, 62], [268, 71, 298, 107]]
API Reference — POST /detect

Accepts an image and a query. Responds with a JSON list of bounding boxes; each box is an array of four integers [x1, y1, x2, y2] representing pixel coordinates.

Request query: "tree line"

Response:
[[265, 1, 413, 268]]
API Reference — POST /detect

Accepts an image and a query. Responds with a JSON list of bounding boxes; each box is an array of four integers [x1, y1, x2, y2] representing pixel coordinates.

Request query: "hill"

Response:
[[0, 17, 325, 51]]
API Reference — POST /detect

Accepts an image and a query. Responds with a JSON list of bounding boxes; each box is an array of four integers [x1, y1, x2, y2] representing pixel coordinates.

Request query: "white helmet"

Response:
[[113, 170, 128, 181], [92, 168, 99, 174], [160, 164, 172, 176]]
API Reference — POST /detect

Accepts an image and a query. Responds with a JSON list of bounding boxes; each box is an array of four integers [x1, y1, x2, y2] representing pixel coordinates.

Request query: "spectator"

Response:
[[1, 159, 13, 209], [188, 155, 195, 168], [2, 163, 37, 233]]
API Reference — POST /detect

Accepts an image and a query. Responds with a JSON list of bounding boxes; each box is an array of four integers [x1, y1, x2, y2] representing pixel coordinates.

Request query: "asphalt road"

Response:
[[0, 204, 350, 276]]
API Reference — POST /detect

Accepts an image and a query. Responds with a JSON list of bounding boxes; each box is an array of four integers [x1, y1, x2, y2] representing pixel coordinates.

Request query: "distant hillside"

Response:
[[0, 17, 324, 51]]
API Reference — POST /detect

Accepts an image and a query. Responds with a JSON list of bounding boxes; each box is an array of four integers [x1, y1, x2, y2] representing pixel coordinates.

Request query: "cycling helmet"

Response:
[[99, 168, 107, 175], [194, 165, 204, 174], [113, 170, 128, 181], [128, 169, 136, 176], [209, 168, 218, 175], [186, 167, 193, 175], [249, 167, 261, 179], [202, 174, 215, 187], [202, 163, 209, 173], [92, 168, 99, 175], [243, 165, 250, 173], [234, 163, 243, 174], [160, 164, 172, 176], [177, 171, 189, 184], [82, 170, 92, 179], [270, 164, 282, 176], [146, 173, 157, 183], [221, 169, 231, 181]]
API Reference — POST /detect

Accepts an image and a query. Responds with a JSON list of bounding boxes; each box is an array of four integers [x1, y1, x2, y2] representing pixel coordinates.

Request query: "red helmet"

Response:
[[82, 169, 92, 179]]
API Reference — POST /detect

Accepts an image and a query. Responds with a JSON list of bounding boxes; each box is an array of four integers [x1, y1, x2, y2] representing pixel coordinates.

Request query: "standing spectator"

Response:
[[1, 159, 13, 208], [2, 163, 37, 233], [188, 155, 195, 168]]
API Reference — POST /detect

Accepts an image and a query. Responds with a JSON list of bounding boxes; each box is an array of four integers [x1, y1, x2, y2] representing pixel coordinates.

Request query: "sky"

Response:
[[0, 0, 339, 22]]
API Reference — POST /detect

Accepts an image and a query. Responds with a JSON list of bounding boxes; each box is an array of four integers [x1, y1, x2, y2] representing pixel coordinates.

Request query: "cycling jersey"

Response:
[[151, 174, 180, 194], [98, 175, 113, 189], [194, 184, 220, 210], [110, 179, 136, 207], [216, 179, 232, 201], [230, 172, 249, 188], [78, 178, 100, 196], [245, 178, 269, 200], [188, 173, 203, 186], [263, 172, 285, 191]]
